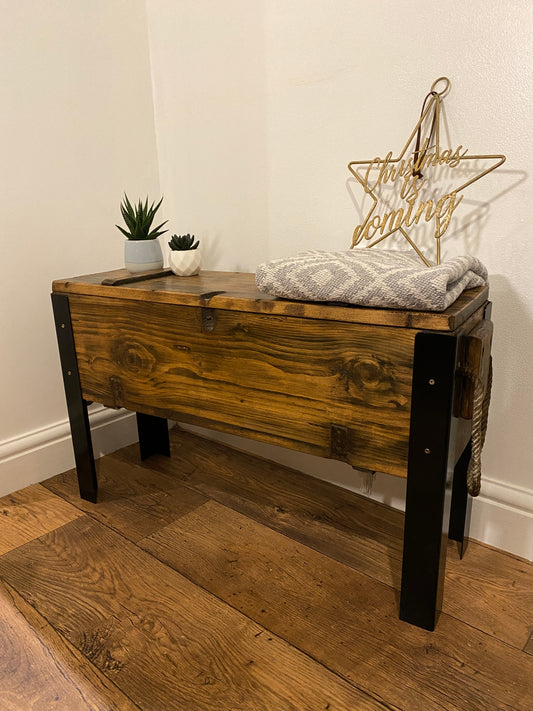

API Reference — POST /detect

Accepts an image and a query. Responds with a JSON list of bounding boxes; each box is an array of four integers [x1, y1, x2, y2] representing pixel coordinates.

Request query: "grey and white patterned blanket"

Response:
[[255, 249, 488, 312]]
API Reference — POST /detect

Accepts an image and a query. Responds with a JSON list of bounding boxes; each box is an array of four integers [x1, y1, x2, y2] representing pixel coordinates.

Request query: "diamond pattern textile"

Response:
[[255, 250, 487, 312]]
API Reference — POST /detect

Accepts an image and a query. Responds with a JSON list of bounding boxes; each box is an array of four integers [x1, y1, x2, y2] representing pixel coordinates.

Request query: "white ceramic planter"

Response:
[[169, 248, 201, 276], [124, 239, 164, 273]]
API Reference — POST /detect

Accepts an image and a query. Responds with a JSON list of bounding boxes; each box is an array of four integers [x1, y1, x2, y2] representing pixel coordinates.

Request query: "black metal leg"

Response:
[[136, 413, 170, 460], [400, 331, 458, 631], [51, 293, 98, 503], [449, 439, 472, 558]]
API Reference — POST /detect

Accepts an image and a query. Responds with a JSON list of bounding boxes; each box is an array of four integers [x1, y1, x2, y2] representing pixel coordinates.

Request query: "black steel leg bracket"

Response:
[[400, 330, 460, 631], [448, 439, 472, 558], [51, 293, 98, 503], [136, 412, 170, 460]]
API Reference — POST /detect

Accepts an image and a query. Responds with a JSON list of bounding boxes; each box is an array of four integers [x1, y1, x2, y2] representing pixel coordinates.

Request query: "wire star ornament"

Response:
[[348, 77, 506, 266]]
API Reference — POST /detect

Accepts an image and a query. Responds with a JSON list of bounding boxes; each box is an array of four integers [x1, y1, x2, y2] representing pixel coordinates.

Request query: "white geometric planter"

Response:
[[169, 248, 201, 276]]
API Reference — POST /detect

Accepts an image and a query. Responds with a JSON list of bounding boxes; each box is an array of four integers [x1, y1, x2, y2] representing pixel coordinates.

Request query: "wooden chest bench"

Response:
[[51, 269, 492, 631]]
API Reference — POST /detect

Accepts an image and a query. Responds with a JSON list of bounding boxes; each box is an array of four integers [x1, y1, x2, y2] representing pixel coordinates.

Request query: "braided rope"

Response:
[[467, 357, 493, 496]]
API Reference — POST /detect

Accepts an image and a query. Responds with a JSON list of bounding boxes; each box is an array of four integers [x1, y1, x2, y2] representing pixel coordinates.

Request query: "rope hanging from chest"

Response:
[[466, 356, 493, 497]]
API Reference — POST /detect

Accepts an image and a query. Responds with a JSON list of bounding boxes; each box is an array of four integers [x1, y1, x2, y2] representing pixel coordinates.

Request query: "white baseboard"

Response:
[[2, 412, 530, 561], [0, 406, 138, 498], [180, 423, 533, 561], [469, 481, 533, 561]]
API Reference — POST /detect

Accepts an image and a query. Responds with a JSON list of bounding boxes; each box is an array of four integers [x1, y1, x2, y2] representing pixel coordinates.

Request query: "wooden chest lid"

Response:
[[52, 268, 488, 332]]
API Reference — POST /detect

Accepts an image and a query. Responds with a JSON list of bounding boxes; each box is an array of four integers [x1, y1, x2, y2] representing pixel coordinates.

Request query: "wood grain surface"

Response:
[[3, 428, 530, 710], [52, 269, 489, 331], [44, 456, 207, 542], [113, 427, 533, 652], [141, 499, 532, 711], [0, 516, 387, 711], [0, 578, 140, 710], [0, 484, 82, 555], [68, 293, 415, 476]]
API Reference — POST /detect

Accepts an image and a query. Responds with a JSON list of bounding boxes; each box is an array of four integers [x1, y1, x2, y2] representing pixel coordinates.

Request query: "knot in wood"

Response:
[[113, 341, 156, 375], [347, 357, 393, 392], [338, 356, 408, 409]]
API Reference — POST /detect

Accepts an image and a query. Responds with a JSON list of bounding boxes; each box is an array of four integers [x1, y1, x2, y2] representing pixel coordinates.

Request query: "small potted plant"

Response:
[[116, 194, 168, 273], [168, 233, 201, 276]]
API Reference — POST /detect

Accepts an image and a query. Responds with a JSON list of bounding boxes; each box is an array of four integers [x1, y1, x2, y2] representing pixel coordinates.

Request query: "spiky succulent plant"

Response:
[[116, 194, 168, 241], [168, 233, 199, 251]]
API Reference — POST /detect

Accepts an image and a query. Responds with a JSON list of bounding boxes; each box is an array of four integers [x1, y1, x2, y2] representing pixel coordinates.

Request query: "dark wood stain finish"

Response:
[[44, 456, 207, 542], [0, 579, 140, 710], [113, 427, 533, 652], [0, 484, 82, 555], [67, 292, 416, 476], [0, 516, 386, 711], [51, 271, 489, 496], [2, 430, 531, 710], [53, 270, 488, 331], [141, 499, 532, 711]]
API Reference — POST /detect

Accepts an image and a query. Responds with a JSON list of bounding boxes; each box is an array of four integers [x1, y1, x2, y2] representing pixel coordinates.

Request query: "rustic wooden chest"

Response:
[[52, 268, 492, 631]]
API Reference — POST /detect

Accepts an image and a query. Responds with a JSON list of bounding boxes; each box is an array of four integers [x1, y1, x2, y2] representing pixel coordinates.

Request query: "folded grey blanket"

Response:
[[255, 249, 488, 312]]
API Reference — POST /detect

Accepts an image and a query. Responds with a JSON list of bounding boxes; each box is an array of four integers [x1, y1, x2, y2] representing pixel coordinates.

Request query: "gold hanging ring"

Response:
[[430, 76, 451, 97]]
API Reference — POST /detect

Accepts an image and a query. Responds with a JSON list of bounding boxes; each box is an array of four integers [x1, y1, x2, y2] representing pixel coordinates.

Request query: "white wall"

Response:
[[147, 0, 533, 559], [0, 0, 160, 493], [146, 0, 270, 271]]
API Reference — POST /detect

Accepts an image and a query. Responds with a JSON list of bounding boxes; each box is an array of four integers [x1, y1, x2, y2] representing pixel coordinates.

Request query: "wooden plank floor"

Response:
[[1, 427, 531, 710]]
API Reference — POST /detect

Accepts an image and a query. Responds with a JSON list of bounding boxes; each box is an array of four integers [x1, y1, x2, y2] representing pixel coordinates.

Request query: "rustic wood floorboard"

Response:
[[0, 516, 387, 710], [0, 426, 528, 710], [110, 427, 533, 651], [0, 484, 82, 556], [0, 577, 140, 710], [44, 455, 208, 542], [140, 499, 532, 711]]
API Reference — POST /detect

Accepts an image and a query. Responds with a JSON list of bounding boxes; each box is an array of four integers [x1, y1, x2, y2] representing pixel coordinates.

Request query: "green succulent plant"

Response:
[[168, 233, 199, 251], [116, 194, 168, 241]]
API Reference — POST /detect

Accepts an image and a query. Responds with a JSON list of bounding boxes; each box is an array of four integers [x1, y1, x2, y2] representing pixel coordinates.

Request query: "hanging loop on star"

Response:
[[430, 76, 451, 97]]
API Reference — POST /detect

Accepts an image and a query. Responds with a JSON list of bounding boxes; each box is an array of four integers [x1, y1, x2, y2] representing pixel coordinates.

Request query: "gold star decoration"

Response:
[[348, 77, 506, 266]]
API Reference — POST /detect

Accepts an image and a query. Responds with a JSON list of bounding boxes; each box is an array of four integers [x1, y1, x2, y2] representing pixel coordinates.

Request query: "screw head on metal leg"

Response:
[[424, 448, 431, 454]]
